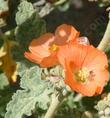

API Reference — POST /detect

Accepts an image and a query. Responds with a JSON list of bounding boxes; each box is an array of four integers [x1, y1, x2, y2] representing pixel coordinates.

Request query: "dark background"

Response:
[[45, 0, 109, 46]]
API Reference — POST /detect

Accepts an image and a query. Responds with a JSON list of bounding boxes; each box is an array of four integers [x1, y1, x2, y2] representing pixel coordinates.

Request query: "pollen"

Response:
[[74, 68, 90, 83], [49, 44, 59, 52]]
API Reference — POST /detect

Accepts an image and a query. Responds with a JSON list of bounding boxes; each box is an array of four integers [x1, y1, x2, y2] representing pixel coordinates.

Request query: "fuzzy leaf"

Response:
[[15, 0, 46, 51], [15, 0, 35, 26], [0, 86, 13, 118], [38, 3, 54, 17], [5, 66, 54, 118], [0, 73, 9, 90], [0, 73, 13, 118], [95, 93, 110, 117], [0, 0, 9, 27], [0, 0, 9, 15]]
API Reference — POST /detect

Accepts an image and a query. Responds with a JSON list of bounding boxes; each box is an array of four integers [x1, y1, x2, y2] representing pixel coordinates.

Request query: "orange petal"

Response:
[[82, 46, 108, 70], [95, 87, 103, 95], [29, 33, 55, 58], [57, 43, 109, 96], [40, 52, 58, 67], [93, 69, 109, 87], [64, 58, 109, 96], [64, 62, 98, 96], [55, 24, 79, 45], [25, 52, 58, 68], [24, 52, 42, 64], [58, 44, 108, 70], [57, 43, 88, 69]]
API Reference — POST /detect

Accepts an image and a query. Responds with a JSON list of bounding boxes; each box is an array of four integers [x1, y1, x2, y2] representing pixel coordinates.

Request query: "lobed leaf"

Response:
[[15, 0, 46, 51], [5, 66, 54, 118], [15, 0, 35, 26]]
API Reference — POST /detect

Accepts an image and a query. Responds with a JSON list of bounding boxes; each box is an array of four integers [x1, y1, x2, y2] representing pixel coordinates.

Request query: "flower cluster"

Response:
[[25, 24, 109, 96]]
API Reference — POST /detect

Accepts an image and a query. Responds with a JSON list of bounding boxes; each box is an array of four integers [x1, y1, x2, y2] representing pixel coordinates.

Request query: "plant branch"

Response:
[[74, 94, 83, 102], [98, 12, 110, 50], [44, 93, 64, 118]]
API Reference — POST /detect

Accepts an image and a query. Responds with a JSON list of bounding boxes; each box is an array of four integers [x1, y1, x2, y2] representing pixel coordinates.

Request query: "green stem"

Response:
[[44, 93, 64, 118], [98, 12, 110, 50], [74, 94, 83, 102]]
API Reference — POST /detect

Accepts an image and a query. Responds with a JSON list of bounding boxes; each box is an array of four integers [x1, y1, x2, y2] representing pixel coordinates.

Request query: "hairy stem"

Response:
[[44, 93, 64, 118], [74, 94, 83, 102], [98, 12, 110, 50]]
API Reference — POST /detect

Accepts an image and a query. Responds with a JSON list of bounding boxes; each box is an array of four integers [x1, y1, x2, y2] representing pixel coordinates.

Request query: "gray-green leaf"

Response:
[[15, 0, 35, 26], [5, 66, 54, 118], [0, 0, 9, 14], [15, 1, 46, 51]]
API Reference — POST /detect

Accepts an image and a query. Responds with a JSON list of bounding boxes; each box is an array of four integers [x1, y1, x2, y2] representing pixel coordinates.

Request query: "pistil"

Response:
[[74, 68, 90, 83]]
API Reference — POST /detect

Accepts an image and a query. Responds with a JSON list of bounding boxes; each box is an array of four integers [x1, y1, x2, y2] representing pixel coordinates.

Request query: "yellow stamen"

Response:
[[49, 44, 58, 52], [74, 68, 90, 83]]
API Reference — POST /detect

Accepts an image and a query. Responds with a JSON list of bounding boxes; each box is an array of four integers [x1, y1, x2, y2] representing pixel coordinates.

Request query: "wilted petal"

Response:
[[55, 24, 79, 44]]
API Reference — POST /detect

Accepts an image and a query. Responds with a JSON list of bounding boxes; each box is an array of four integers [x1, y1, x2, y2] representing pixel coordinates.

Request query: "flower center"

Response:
[[74, 68, 90, 83], [49, 44, 59, 52]]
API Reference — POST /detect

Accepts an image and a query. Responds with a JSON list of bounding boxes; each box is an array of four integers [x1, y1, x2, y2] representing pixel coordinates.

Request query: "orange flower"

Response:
[[57, 43, 109, 96], [24, 24, 79, 67]]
